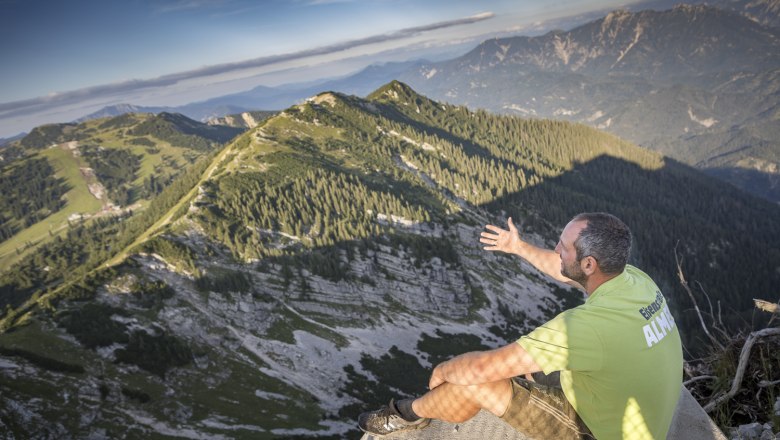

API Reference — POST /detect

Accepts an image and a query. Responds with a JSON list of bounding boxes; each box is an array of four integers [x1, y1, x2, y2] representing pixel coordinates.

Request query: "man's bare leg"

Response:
[[411, 378, 513, 423]]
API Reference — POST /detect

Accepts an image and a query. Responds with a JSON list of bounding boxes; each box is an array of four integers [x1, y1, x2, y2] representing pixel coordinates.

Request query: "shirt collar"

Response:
[[586, 267, 629, 303]]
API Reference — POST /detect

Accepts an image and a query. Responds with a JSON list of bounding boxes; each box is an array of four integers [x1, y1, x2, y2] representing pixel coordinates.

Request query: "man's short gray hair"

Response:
[[572, 212, 632, 275]]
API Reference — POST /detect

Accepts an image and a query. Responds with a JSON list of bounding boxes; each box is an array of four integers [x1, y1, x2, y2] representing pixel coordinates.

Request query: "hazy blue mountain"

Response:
[[75, 103, 172, 122], [181, 60, 426, 117], [74, 61, 426, 127], [0, 133, 25, 147]]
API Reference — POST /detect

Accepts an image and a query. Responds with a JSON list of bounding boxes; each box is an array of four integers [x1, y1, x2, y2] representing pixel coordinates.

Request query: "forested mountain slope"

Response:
[[0, 112, 243, 269], [0, 82, 778, 439]]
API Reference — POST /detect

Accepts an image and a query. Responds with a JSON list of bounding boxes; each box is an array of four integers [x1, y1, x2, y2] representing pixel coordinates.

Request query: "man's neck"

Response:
[[584, 272, 620, 296]]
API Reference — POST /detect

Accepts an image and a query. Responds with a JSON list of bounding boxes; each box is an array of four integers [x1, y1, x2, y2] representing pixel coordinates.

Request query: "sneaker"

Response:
[[358, 399, 431, 436]]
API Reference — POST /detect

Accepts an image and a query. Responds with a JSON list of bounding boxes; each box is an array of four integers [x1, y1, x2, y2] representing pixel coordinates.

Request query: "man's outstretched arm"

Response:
[[480, 217, 583, 290]]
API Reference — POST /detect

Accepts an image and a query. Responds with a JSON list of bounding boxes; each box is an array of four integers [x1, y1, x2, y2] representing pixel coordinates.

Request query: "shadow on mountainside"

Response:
[[479, 154, 780, 351], [705, 166, 780, 204]]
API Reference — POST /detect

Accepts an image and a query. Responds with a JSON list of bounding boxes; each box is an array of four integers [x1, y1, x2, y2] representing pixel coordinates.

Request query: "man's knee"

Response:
[[463, 379, 513, 417]]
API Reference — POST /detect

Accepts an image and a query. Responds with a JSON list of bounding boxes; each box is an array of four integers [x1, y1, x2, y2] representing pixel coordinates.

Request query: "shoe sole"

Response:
[[359, 418, 431, 436]]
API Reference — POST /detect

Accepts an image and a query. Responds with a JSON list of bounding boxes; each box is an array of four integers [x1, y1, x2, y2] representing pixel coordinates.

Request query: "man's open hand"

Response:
[[480, 217, 521, 254]]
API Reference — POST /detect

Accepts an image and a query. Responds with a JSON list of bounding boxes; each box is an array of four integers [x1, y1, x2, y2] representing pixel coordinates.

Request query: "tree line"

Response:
[[81, 146, 141, 206], [0, 157, 69, 240]]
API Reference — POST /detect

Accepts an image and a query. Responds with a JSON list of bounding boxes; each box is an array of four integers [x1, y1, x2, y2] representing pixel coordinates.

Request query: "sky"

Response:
[[0, 0, 640, 138]]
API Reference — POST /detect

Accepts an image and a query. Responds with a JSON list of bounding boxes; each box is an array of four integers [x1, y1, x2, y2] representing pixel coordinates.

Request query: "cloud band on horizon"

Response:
[[0, 11, 494, 120]]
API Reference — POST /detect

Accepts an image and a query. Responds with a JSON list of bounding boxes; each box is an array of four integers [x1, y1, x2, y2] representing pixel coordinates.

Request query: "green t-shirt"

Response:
[[518, 265, 683, 439]]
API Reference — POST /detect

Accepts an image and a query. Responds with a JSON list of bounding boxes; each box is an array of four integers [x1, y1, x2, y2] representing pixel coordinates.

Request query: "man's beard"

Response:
[[561, 260, 587, 286]]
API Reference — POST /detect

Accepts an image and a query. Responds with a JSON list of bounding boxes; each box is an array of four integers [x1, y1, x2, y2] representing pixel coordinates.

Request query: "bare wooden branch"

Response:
[[758, 379, 780, 388], [696, 281, 716, 323], [683, 375, 716, 386], [674, 242, 724, 351], [694, 282, 731, 343], [703, 327, 780, 413], [695, 282, 731, 341]]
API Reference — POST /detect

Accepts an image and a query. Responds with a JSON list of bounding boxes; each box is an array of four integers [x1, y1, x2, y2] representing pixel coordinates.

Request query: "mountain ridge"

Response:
[[408, 5, 780, 84]]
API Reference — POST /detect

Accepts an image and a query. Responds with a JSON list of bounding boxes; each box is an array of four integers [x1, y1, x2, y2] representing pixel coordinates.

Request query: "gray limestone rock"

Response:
[[732, 422, 764, 440]]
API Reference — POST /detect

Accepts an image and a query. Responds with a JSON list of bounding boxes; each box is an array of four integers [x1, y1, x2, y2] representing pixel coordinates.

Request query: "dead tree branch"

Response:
[[703, 327, 780, 413], [758, 379, 780, 388], [695, 280, 731, 341], [674, 242, 724, 351], [695, 281, 716, 322], [683, 375, 716, 386]]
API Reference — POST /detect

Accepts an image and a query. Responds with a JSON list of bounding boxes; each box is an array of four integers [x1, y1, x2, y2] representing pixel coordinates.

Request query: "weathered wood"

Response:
[[703, 327, 780, 413]]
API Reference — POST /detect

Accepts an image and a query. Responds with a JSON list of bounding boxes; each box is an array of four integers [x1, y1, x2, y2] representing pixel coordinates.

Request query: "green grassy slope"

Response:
[[0, 113, 244, 269]]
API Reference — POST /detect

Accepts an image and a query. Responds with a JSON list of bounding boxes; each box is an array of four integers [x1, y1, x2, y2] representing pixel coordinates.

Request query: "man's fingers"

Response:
[[479, 233, 500, 242], [484, 224, 505, 233], [508, 217, 517, 232], [480, 234, 502, 248]]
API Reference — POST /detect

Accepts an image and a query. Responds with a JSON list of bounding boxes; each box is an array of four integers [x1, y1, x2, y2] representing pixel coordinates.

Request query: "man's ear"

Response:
[[580, 256, 598, 276]]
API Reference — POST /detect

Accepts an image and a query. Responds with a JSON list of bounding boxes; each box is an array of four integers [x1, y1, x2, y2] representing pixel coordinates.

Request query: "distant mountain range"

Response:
[[74, 3, 780, 203], [73, 104, 171, 122], [397, 4, 780, 202], [2, 82, 778, 437], [0, 133, 25, 147], [78, 60, 426, 123]]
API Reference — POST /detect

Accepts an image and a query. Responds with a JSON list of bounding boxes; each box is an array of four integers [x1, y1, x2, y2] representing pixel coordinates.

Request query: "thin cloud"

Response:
[[154, 0, 229, 14], [306, 0, 357, 5], [0, 12, 494, 119]]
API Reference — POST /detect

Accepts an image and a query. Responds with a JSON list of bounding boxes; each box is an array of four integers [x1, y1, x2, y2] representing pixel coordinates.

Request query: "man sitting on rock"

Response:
[[358, 212, 683, 439]]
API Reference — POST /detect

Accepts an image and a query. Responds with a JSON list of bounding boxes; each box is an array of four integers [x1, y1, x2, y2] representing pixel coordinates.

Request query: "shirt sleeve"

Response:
[[517, 309, 604, 375]]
